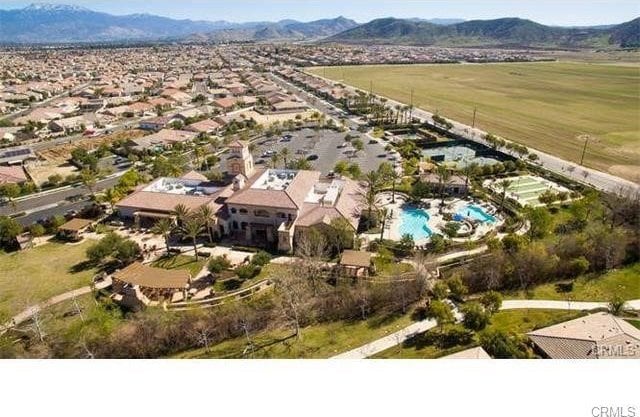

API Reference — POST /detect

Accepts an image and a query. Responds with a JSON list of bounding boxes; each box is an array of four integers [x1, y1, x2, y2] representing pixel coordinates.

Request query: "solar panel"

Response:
[[0, 148, 32, 158]]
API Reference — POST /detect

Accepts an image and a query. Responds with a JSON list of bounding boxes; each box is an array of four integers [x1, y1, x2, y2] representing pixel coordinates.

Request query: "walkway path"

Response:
[[331, 298, 640, 359], [0, 278, 112, 334]]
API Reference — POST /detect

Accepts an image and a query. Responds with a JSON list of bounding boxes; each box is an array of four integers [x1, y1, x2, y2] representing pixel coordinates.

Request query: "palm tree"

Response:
[[182, 217, 204, 261], [173, 204, 190, 226], [151, 218, 175, 251], [436, 165, 451, 206], [193, 146, 206, 168], [361, 171, 381, 229], [197, 204, 215, 244], [280, 147, 290, 169], [499, 179, 513, 210], [388, 170, 401, 203], [462, 162, 479, 197], [270, 153, 281, 169]]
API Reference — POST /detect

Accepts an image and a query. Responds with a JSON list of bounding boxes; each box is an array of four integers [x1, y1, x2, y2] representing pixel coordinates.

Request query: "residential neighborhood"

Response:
[[0, 2, 638, 416]]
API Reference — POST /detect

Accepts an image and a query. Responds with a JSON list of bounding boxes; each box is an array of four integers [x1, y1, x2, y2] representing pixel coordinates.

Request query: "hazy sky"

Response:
[[4, 1, 639, 25]]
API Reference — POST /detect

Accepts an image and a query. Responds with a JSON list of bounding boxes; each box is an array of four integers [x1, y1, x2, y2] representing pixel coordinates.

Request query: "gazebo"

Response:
[[57, 218, 94, 241], [339, 250, 373, 278], [111, 262, 191, 309]]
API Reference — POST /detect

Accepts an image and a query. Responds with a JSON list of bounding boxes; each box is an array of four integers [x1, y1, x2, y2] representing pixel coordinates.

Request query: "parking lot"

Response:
[[247, 127, 393, 175]]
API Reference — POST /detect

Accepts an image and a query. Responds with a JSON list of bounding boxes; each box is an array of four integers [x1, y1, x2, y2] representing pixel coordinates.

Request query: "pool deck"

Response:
[[375, 193, 502, 245]]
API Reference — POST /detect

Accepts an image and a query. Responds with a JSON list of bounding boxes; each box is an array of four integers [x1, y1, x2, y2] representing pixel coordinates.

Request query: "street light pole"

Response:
[[579, 135, 589, 166], [472, 107, 477, 128]]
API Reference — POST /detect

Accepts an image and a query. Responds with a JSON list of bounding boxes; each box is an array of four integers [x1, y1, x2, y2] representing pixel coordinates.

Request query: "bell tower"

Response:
[[227, 140, 254, 178]]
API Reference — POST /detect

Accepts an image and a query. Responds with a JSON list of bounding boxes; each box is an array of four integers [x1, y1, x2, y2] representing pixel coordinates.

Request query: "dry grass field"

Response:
[[309, 62, 640, 182]]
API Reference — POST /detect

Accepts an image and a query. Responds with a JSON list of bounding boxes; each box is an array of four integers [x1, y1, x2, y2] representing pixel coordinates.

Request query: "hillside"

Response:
[[326, 17, 640, 48], [186, 17, 359, 42]]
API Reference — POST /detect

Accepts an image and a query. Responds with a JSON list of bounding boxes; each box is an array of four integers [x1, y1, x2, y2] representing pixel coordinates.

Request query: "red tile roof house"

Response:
[[224, 167, 362, 252], [115, 142, 363, 253], [0, 166, 28, 185], [213, 97, 238, 113], [138, 116, 175, 131], [186, 119, 222, 135]]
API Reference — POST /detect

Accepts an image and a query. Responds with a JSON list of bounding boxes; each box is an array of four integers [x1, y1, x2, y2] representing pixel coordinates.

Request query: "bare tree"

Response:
[[294, 230, 330, 295]]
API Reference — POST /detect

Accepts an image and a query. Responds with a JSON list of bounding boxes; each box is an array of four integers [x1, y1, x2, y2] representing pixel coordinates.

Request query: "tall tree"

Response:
[[181, 217, 204, 261], [436, 165, 451, 206], [173, 204, 190, 226], [151, 218, 175, 251], [197, 204, 216, 244]]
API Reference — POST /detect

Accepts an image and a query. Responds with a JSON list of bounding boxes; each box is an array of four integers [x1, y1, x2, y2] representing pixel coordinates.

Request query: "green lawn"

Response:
[[174, 310, 415, 359], [627, 320, 640, 330], [506, 263, 640, 302], [151, 254, 206, 278], [0, 241, 98, 318], [309, 62, 640, 181], [373, 309, 584, 359]]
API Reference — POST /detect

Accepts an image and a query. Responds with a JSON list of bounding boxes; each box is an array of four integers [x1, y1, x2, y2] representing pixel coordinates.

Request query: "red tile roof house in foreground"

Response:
[[115, 142, 362, 252]]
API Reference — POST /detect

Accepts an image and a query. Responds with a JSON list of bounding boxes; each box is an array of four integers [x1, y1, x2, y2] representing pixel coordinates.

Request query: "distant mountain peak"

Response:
[[23, 3, 90, 12]]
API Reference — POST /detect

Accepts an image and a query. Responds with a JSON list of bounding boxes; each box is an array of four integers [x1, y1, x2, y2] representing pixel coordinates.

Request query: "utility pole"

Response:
[[410, 89, 414, 107], [579, 135, 590, 166], [472, 107, 477, 128]]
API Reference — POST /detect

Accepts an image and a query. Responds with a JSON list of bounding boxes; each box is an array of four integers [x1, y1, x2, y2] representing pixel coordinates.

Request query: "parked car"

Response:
[[306, 154, 319, 161]]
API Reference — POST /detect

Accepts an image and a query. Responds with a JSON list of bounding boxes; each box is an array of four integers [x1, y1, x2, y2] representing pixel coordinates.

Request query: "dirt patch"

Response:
[[608, 165, 640, 184], [240, 109, 315, 126], [25, 161, 79, 186]]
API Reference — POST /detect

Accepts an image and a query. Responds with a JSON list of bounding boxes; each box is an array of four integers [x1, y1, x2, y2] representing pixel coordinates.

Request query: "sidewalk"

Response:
[[331, 298, 640, 359]]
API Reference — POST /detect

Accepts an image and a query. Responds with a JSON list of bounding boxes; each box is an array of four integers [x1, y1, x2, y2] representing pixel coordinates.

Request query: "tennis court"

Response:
[[486, 175, 572, 207]]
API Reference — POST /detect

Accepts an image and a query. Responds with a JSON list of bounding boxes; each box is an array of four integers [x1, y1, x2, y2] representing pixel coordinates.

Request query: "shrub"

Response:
[[480, 329, 531, 359], [208, 255, 232, 273], [479, 291, 503, 314], [432, 281, 449, 300], [251, 250, 272, 267], [460, 302, 491, 331], [235, 264, 260, 280], [447, 276, 468, 302], [28, 223, 46, 238]]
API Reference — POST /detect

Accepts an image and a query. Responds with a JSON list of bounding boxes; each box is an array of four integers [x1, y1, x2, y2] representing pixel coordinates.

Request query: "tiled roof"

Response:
[[527, 313, 640, 359]]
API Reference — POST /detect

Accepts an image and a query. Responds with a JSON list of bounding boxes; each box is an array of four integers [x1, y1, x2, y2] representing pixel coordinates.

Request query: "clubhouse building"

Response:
[[115, 140, 362, 252]]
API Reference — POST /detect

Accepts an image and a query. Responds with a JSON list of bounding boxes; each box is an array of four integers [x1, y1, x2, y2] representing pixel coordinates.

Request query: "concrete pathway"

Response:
[[0, 277, 112, 334], [331, 298, 640, 359]]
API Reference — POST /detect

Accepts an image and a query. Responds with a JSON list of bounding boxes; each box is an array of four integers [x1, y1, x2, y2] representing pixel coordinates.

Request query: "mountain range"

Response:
[[0, 4, 358, 43], [326, 17, 640, 48], [0, 3, 637, 48]]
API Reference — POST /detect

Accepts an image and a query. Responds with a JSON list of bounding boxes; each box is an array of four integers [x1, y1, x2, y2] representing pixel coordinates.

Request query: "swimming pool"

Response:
[[399, 207, 433, 241], [457, 204, 496, 223]]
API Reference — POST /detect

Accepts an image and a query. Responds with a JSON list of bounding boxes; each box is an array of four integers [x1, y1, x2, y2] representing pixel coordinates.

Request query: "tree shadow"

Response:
[[68, 259, 97, 274]]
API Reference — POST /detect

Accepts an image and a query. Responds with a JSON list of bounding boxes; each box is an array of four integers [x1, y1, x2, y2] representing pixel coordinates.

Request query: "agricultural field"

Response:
[[309, 62, 640, 182]]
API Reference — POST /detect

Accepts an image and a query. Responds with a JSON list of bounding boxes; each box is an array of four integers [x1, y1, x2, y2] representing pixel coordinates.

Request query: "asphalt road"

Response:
[[0, 173, 122, 225]]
